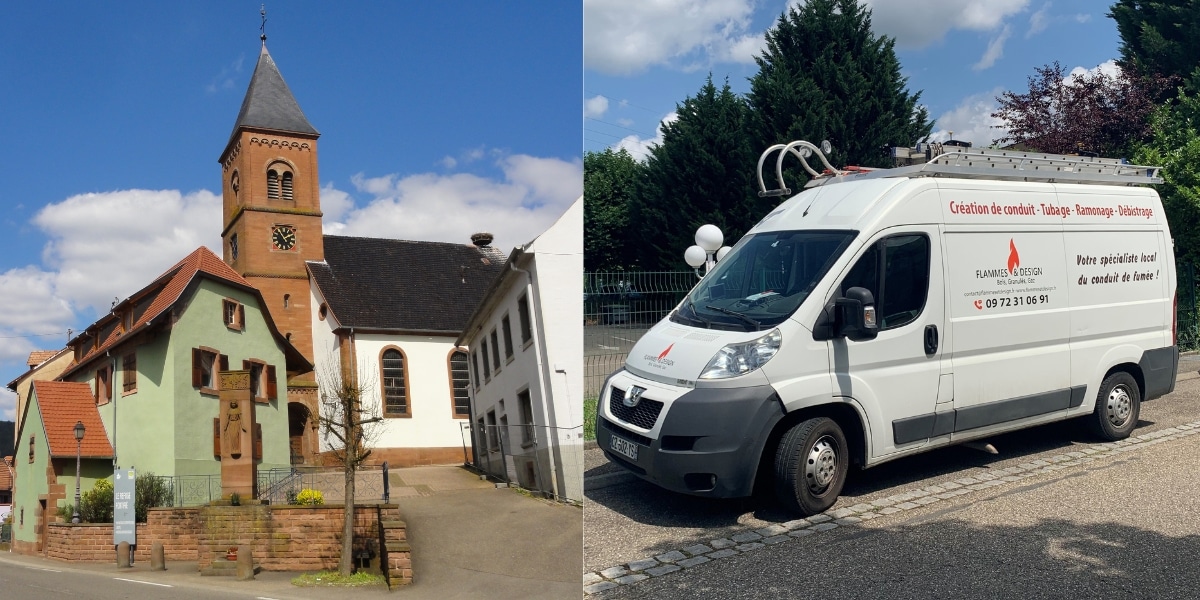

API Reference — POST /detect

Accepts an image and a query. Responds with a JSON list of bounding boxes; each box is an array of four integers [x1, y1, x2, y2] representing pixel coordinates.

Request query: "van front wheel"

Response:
[[1088, 372, 1141, 441], [774, 417, 848, 515]]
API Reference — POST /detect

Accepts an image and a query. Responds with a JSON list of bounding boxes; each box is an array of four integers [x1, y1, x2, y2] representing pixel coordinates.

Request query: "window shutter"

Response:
[[267, 365, 277, 399], [254, 423, 263, 460], [213, 418, 221, 458], [219, 354, 229, 372], [105, 368, 113, 399], [238, 305, 245, 330], [192, 349, 202, 387], [243, 359, 250, 370]]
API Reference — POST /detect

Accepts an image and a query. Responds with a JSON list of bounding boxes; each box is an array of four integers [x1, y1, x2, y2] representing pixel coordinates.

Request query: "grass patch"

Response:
[[584, 396, 597, 441], [291, 570, 386, 587]]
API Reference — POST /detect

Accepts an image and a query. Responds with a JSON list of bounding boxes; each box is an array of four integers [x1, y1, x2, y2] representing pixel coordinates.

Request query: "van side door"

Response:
[[826, 226, 947, 458]]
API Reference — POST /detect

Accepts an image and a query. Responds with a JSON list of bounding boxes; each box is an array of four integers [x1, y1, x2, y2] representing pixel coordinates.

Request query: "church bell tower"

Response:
[[218, 39, 323, 366]]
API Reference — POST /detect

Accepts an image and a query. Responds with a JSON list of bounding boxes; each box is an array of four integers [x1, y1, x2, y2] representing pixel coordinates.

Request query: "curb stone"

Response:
[[583, 418, 1200, 594]]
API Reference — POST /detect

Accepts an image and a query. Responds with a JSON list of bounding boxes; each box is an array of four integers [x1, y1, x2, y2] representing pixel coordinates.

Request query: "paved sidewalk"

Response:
[[2, 465, 581, 599]]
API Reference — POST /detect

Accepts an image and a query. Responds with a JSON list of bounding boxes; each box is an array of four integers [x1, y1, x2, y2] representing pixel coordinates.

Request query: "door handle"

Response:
[[924, 324, 939, 356]]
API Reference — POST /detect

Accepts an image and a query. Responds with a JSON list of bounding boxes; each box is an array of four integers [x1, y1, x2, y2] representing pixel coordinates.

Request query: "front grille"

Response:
[[608, 386, 664, 430], [599, 417, 652, 446]]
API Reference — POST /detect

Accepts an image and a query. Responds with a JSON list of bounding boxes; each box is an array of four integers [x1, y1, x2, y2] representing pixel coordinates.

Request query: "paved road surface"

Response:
[[585, 360, 1200, 598]]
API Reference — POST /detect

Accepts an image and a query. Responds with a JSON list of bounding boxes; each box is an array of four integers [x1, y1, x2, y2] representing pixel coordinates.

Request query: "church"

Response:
[[218, 41, 507, 466]]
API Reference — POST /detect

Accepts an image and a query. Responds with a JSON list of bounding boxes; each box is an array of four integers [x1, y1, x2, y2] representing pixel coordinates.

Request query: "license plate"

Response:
[[609, 434, 639, 462]]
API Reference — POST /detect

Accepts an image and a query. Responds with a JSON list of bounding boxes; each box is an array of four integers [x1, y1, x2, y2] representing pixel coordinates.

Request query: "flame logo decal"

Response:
[[1007, 239, 1020, 274], [658, 344, 675, 360]]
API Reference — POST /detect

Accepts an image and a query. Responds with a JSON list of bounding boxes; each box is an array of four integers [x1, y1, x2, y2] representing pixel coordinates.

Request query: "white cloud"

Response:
[[972, 24, 1012, 71], [319, 183, 355, 224], [1027, 2, 1050, 37], [927, 88, 1007, 148], [585, 95, 610, 118], [614, 112, 677, 161], [862, 0, 1029, 49], [326, 153, 582, 250], [1069, 59, 1120, 80], [1, 389, 14, 421], [33, 189, 221, 314], [439, 156, 457, 169], [584, 0, 757, 75], [206, 55, 245, 94]]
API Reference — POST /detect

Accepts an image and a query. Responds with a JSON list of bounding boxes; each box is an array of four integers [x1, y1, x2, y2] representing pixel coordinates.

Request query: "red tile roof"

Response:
[[27, 351, 58, 368], [65, 247, 255, 377], [31, 381, 114, 458]]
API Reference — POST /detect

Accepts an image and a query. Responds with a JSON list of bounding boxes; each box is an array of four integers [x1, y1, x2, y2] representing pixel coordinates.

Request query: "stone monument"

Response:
[[218, 370, 256, 499]]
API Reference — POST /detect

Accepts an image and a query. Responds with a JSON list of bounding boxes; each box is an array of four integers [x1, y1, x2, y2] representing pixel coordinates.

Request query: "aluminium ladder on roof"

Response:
[[756, 141, 1164, 197]]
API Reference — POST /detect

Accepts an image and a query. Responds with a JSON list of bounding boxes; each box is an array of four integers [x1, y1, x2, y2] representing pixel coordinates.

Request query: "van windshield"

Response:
[[673, 230, 856, 331]]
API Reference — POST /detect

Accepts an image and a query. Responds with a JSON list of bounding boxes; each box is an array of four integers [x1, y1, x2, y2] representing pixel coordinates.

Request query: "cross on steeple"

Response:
[[260, 5, 267, 43]]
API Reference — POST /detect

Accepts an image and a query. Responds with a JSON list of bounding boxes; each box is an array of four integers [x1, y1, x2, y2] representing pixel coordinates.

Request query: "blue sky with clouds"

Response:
[[585, 0, 1124, 160], [0, 3, 582, 420]]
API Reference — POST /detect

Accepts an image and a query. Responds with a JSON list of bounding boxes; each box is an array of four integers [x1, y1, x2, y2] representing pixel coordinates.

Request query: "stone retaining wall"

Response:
[[42, 504, 411, 585]]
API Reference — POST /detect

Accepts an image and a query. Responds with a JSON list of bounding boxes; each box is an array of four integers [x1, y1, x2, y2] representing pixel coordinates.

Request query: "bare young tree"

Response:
[[316, 356, 383, 576]]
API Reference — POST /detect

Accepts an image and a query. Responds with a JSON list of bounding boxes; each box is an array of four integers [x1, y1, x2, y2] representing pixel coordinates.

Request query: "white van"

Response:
[[596, 143, 1179, 515]]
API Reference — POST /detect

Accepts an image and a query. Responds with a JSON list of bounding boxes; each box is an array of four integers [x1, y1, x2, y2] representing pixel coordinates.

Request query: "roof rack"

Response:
[[756, 141, 1163, 196]]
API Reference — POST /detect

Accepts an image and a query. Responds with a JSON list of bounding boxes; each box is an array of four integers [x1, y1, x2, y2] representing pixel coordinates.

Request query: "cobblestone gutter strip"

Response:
[[583, 421, 1200, 594]]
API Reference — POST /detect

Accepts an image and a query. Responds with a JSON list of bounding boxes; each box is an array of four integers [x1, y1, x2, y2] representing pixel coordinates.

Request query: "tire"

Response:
[[1087, 371, 1141, 441], [774, 417, 849, 516]]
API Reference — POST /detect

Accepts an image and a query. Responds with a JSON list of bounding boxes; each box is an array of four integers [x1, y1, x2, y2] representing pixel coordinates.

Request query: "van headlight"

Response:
[[699, 329, 782, 379]]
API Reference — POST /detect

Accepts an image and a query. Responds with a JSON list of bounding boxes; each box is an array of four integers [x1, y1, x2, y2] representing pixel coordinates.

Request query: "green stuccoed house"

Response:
[[11, 246, 311, 554]]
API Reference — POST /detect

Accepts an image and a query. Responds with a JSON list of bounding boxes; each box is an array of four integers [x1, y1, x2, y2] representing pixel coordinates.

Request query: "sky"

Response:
[[0, 3, 582, 421], [584, 0, 1125, 160]]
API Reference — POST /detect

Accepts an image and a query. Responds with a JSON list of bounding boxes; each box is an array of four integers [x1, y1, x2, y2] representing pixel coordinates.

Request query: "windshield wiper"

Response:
[[684, 298, 712, 327], [705, 305, 761, 330]]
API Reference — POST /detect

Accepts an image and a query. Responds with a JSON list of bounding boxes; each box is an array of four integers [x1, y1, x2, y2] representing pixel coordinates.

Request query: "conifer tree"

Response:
[[748, 0, 931, 178], [634, 76, 762, 271], [584, 148, 642, 272]]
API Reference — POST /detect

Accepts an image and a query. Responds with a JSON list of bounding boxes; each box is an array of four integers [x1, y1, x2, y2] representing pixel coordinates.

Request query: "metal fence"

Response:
[[585, 271, 697, 398], [147, 467, 390, 507], [474, 423, 584, 503], [1179, 262, 1198, 352]]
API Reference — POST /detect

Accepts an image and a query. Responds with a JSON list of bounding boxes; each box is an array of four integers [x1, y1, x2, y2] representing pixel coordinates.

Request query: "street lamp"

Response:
[[684, 224, 732, 278], [72, 420, 85, 524]]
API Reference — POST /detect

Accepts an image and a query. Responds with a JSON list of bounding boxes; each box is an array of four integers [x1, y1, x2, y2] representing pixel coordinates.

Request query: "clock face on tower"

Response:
[[271, 225, 297, 251]]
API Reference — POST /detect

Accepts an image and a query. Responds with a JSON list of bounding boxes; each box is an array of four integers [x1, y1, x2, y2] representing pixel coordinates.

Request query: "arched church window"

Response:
[[281, 172, 294, 200], [381, 347, 410, 417]]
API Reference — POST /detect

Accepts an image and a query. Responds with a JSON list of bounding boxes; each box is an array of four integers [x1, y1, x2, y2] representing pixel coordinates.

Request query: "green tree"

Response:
[[583, 148, 642, 272], [1133, 91, 1200, 265], [748, 0, 932, 181], [634, 75, 763, 271], [1110, 0, 1200, 93]]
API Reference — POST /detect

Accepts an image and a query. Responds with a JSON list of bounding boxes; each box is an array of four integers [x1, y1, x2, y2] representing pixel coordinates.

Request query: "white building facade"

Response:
[[458, 197, 584, 501]]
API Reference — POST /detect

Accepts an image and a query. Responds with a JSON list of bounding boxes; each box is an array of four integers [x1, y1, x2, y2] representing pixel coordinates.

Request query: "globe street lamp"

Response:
[[684, 224, 732, 278], [72, 420, 85, 524]]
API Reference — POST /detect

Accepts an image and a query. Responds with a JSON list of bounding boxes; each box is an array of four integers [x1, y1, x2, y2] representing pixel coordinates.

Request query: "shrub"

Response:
[[296, 489, 324, 506], [134, 473, 174, 522], [82, 478, 114, 523]]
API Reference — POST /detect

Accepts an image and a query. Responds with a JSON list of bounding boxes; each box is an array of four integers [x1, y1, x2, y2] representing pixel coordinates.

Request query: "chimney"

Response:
[[470, 232, 494, 247]]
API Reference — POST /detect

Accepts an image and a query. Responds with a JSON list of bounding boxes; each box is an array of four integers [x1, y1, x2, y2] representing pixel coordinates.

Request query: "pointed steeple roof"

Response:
[[228, 44, 319, 143]]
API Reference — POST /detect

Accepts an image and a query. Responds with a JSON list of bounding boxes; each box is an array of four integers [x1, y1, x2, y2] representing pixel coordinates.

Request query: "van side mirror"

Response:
[[834, 287, 878, 341]]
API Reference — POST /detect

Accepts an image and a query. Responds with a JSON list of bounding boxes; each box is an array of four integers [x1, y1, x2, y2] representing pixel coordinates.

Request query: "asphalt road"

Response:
[[585, 362, 1200, 598], [0, 558, 270, 599]]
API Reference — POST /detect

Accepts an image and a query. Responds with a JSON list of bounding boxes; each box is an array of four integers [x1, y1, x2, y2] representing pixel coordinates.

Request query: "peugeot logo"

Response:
[[623, 385, 646, 408]]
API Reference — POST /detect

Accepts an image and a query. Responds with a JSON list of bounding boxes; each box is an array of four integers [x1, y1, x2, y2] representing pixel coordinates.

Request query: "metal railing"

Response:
[[585, 271, 695, 398], [473, 423, 584, 503], [148, 467, 391, 507]]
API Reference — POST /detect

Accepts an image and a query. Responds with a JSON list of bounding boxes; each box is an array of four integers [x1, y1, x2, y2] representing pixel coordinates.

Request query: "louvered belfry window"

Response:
[[267, 169, 280, 199], [281, 172, 294, 200]]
